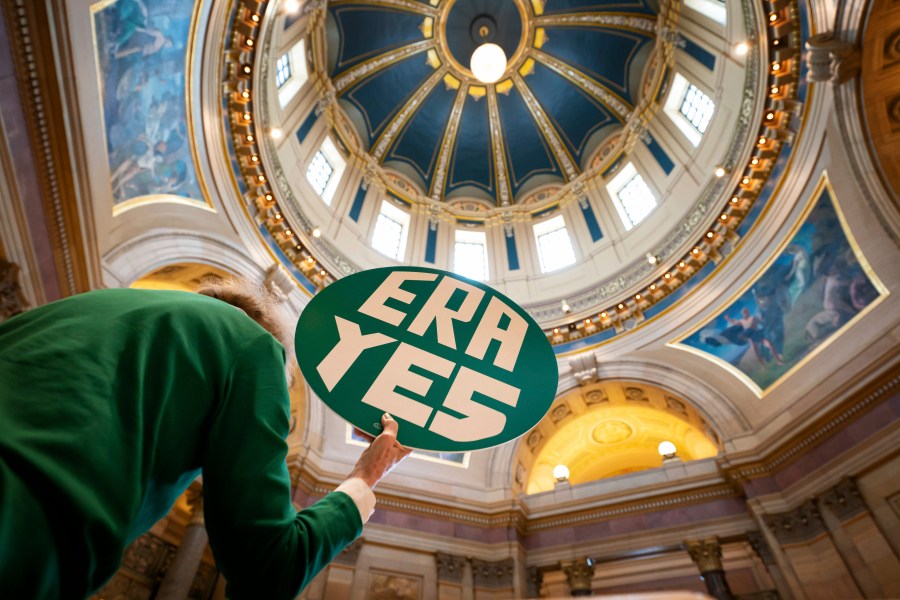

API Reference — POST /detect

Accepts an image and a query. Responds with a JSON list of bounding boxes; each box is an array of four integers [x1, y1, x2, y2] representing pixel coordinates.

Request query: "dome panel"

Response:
[[327, 6, 428, 75], [526, 61, 618, 163], [385, 84, 459, 186], [496, 85, 564, 195], [342, 54, 436, 146], [539, 27, 653, 103], [446, 95, 494, 198]]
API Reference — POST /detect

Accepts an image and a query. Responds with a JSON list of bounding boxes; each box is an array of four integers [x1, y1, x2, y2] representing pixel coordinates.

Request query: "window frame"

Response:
[[276, 38, 309, 107], [305, 136, 346, 205]]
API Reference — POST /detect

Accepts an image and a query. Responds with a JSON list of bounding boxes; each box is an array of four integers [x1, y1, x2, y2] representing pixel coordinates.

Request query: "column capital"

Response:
[[186, 486, 204, 526], [746, 531, 777, 566], [561, 557, 595, 595], [686, 537, 724, 573]]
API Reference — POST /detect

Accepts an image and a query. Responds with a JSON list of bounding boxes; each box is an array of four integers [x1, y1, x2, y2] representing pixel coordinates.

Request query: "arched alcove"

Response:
[[513, 380, 721, 495]]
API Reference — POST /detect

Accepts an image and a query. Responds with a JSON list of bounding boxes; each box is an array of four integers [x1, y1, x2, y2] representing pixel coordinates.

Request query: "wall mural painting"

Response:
[[674, 176, 885, 395], [92, 0, 203, 206]]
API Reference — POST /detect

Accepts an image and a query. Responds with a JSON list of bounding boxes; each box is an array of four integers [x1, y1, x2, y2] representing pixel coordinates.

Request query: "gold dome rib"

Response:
[[429, 80, 469, 200], [487, 87, 513, 207], [535, 12, 657, 37], [328, 0, 438, 16], [333, 39, 436, 94], [371, 67, 448, 162], [529, 48, 633, 122], [510, 73, 579, 181]]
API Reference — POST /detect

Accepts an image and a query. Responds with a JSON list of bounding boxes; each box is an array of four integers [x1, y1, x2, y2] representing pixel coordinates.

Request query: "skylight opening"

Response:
[[608, 163, 658, 230], [306, 136, 345, 205], [453, 229, 488, 282], [663, 73, 715, 147], [277, 38, 309, 107], [371, 200, 411, 261], [533, 215, 577, 273]]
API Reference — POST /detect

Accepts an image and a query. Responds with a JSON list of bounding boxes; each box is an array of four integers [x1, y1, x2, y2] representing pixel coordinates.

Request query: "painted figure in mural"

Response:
[[94, 0, 202, 203], [722, 307, 785, 365], [805, 258, 857, 342]]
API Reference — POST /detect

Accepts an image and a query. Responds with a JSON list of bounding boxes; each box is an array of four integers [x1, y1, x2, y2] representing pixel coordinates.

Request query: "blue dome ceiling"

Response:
[[325, 0, 658, 206]]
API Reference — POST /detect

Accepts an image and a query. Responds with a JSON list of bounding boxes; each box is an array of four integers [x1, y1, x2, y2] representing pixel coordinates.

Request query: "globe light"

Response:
[[470, 43, 507, 84], [657, 440, 677, 458], [734, 42, 749, 56], [553, 464, 570, 481]]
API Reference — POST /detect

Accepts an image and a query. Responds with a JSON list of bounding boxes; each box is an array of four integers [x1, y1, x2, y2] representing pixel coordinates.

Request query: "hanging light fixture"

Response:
[[470, 43, 507, 84]]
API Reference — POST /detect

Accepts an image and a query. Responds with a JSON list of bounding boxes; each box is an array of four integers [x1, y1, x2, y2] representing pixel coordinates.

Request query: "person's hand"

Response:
[[349, 413, 412, 489]]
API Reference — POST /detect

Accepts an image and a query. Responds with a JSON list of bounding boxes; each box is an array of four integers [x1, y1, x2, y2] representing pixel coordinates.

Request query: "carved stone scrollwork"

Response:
[[435, 552, 466, 583], [570, 353, 600, 386], [561, 557, 595, 596], [0, 259, 27, 320], [818, 477, 868, 521], [805, 32, 860, 84], [333, 538, 364, 566], [314, 90, 336, 116], [765, 500, 828, 545], [471, 558, 514, 589]]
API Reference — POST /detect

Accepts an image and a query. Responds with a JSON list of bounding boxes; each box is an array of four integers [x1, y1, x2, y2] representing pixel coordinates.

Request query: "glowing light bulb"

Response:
[[735, 42, 749, 56], [658, 441, 677, 458], [470, 43, 507, 84], [553, 464, 570, 481]]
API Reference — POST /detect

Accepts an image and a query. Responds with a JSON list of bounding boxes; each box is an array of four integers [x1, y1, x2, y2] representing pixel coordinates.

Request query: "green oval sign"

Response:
[[295, 267, 558, 451]]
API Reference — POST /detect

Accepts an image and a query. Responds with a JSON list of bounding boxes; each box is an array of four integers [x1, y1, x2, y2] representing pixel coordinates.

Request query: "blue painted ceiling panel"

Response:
[[328, 6, 427, 75], [497, 86, 563, 194], [386, 84, 459, 184], [540, 27, 652, 103], [343, 55, 436, 146], [526, 62, 616, 162], [541, 0, 655, 15], [447, 96, 494, 197]]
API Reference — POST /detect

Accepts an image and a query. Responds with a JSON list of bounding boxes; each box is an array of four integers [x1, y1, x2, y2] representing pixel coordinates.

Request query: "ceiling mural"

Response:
[[91, 0, 206, 210], [325, 0, 658, 206], [673, 175, 887, 396]]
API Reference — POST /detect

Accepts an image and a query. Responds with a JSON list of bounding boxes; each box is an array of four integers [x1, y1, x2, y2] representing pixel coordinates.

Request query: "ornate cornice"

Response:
[[1, 0, 94, 297], [723, 369, 900, 483]]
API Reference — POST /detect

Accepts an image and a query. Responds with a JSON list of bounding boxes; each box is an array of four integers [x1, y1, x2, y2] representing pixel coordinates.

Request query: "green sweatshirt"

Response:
[[0, 288, 361, 598]]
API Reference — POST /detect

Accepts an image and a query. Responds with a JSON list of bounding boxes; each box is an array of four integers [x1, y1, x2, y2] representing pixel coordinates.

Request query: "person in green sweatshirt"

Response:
[[0, 278, 411, 599]]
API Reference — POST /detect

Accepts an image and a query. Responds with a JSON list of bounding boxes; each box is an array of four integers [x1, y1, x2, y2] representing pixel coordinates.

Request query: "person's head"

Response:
[[196, 276, 297, 387], [741, 307, 750, 318]]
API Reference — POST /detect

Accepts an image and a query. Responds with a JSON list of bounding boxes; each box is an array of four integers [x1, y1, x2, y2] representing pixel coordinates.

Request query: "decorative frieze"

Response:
[[435, 552, 466, 583], [818, 477, 868, 521], [471, 558, 514, 589]]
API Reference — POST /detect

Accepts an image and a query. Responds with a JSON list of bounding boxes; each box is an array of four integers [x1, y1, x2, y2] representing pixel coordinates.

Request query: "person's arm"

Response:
[[200, 334, 407, 599]]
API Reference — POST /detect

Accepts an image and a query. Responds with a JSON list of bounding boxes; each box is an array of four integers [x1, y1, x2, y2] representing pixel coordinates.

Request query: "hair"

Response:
[[196, 276, 297, 387]]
